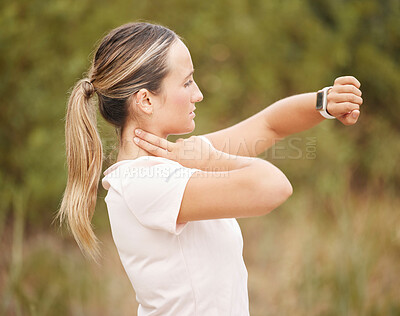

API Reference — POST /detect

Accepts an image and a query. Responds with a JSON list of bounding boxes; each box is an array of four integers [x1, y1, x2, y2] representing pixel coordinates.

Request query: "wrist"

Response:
[[316, 86, 335, 119]]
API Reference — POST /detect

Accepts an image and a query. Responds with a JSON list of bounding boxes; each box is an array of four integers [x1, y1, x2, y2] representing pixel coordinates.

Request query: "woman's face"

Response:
[[152, 39, 203, 136]]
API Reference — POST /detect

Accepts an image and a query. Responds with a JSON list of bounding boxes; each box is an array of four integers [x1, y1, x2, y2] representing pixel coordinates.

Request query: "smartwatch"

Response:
[[316, 86, 335, 119]]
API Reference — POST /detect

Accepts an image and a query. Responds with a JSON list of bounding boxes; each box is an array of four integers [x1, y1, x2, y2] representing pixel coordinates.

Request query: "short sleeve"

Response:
[[119, 162, 200, 235]]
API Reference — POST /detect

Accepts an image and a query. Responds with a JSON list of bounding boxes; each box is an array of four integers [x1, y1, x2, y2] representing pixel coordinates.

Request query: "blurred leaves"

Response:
[[0, 0, 399, 314], [1, 0, 399, 210]]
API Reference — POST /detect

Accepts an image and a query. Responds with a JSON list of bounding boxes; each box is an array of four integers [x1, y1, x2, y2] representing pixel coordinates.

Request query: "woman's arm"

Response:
[[201, 76, 363, 157], [132, 131, 293, 220], [264, 76, 362, 139]]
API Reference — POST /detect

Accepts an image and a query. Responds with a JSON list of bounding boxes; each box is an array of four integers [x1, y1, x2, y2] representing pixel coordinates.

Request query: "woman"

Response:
[[58, 22, 362, 315]]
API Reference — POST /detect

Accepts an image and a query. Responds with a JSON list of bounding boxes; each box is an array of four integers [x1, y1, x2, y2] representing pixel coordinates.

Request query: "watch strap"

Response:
[[316, 86, 335, 119]]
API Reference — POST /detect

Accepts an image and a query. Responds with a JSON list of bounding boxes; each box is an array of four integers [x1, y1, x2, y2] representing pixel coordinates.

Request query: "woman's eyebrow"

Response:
[[183, 69, 194, 81]]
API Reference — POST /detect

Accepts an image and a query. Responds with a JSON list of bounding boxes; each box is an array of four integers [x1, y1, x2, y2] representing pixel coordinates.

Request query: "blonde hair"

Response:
[[56, 22, 178, 262]]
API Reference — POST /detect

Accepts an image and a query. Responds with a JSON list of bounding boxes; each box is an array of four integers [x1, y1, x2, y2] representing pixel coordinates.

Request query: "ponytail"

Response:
[[56, 22, 179, 262], [57, 78, 103, 262]]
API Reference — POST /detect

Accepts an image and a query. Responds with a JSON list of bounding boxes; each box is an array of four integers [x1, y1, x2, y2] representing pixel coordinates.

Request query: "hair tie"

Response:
[[83, 79, 95, 98]]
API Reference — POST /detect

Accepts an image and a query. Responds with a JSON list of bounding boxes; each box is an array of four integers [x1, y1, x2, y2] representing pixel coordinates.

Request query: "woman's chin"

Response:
[[167, 125, 195, 136], [183, 125, 195, 135]]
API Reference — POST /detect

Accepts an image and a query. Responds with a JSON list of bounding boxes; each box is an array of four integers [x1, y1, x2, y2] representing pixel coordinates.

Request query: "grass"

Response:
[[243, 188, 400, 316], [1, 187, 399, 315]]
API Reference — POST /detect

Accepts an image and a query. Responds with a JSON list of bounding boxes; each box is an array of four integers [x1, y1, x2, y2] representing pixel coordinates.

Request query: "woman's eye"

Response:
[[184, 80, 193, 87]]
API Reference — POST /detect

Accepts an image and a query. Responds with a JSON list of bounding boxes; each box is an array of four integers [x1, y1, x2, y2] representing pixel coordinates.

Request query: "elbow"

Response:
[[259, 175, 293, 215], [273, 176, 293, 208], [283, 179, 293, 204], [282, 177, 293, 200]]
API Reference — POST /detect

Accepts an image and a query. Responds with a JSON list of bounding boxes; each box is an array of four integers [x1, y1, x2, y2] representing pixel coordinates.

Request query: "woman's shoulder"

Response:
[[104, 134, 211, 175], [104, 156, 180, 175], [101, 156, 186, 190]]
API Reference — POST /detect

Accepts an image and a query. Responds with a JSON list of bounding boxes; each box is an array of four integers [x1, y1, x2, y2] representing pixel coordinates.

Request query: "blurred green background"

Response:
[[1, 0, 400, 315]]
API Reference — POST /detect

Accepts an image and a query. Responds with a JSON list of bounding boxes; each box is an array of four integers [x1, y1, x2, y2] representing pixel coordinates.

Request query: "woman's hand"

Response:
[[326, 76, 363, 125], [133, 130, 217, 170]]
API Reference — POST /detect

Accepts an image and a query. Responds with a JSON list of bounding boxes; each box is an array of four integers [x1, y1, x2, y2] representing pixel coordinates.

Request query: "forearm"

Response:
[[264, 92, 325, 138], [196, 77, 361, 159], [205, 150, 261, 172], [201, 92, 325, 158], [205, 150, 292, 207]]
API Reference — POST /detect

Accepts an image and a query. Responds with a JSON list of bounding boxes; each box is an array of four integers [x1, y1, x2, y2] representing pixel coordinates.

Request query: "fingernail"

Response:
[[135, 129, 142, 135], [352, 112, 358, 119], [134, 137, 139, 143]]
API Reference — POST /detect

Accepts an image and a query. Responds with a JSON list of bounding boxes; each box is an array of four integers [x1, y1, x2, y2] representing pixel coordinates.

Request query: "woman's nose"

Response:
[[192, 82, 203, 103]]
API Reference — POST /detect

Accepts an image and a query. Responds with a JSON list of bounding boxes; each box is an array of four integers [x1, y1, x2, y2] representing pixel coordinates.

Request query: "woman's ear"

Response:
[[136, 89, 151, 105], [135, 89, 153, 116]]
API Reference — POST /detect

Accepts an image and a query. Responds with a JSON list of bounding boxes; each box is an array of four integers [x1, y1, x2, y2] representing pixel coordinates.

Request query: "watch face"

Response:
[[316, 91, 324, 110]]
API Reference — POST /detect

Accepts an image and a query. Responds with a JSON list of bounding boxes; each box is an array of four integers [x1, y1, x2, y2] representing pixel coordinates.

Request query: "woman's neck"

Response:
[[116, 124, 164, 162], [117, 141, 150, 162]]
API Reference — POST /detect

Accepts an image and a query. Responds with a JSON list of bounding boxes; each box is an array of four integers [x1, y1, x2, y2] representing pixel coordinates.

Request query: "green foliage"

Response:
[[1, 0, 399, 314], [1, 0, 399, 221]]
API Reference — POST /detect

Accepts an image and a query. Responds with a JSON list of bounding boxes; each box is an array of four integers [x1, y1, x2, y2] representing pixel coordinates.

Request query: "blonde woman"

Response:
[[58, 22, 362, 315]]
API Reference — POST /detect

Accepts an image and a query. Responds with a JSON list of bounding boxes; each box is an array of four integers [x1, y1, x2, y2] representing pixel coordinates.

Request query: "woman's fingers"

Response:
[[329, 92, 363, 105], [327, 98, 361, 117], [133, 129, 174, 157], [332, 101, 360, 114], [333, 84, 362, 96], [334, 76, 361, 88], [338, 110, 360, 126], [134, 136, 169, 158], [134, 129, 171, 150], [326, 76, 363, 125]]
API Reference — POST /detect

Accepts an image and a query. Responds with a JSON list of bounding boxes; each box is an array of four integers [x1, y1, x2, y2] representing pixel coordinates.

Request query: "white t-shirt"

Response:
[[101, 136, 249, 316]]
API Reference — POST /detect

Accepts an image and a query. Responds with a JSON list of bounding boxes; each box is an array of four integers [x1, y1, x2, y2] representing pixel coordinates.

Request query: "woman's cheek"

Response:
[[173, 89, 191, 107]]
